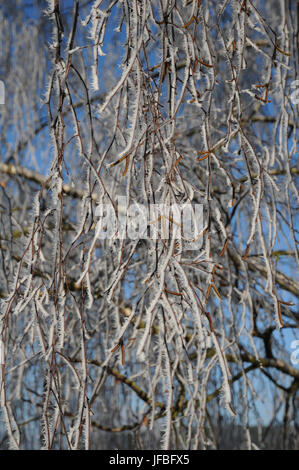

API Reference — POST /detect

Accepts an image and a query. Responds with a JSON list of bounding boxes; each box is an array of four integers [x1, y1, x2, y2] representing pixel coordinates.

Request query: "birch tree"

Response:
[[0, 0, 298, 450]]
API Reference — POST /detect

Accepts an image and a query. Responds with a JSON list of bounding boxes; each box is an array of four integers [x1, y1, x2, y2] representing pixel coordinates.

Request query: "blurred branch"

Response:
[[228, 250, 299, 297]]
